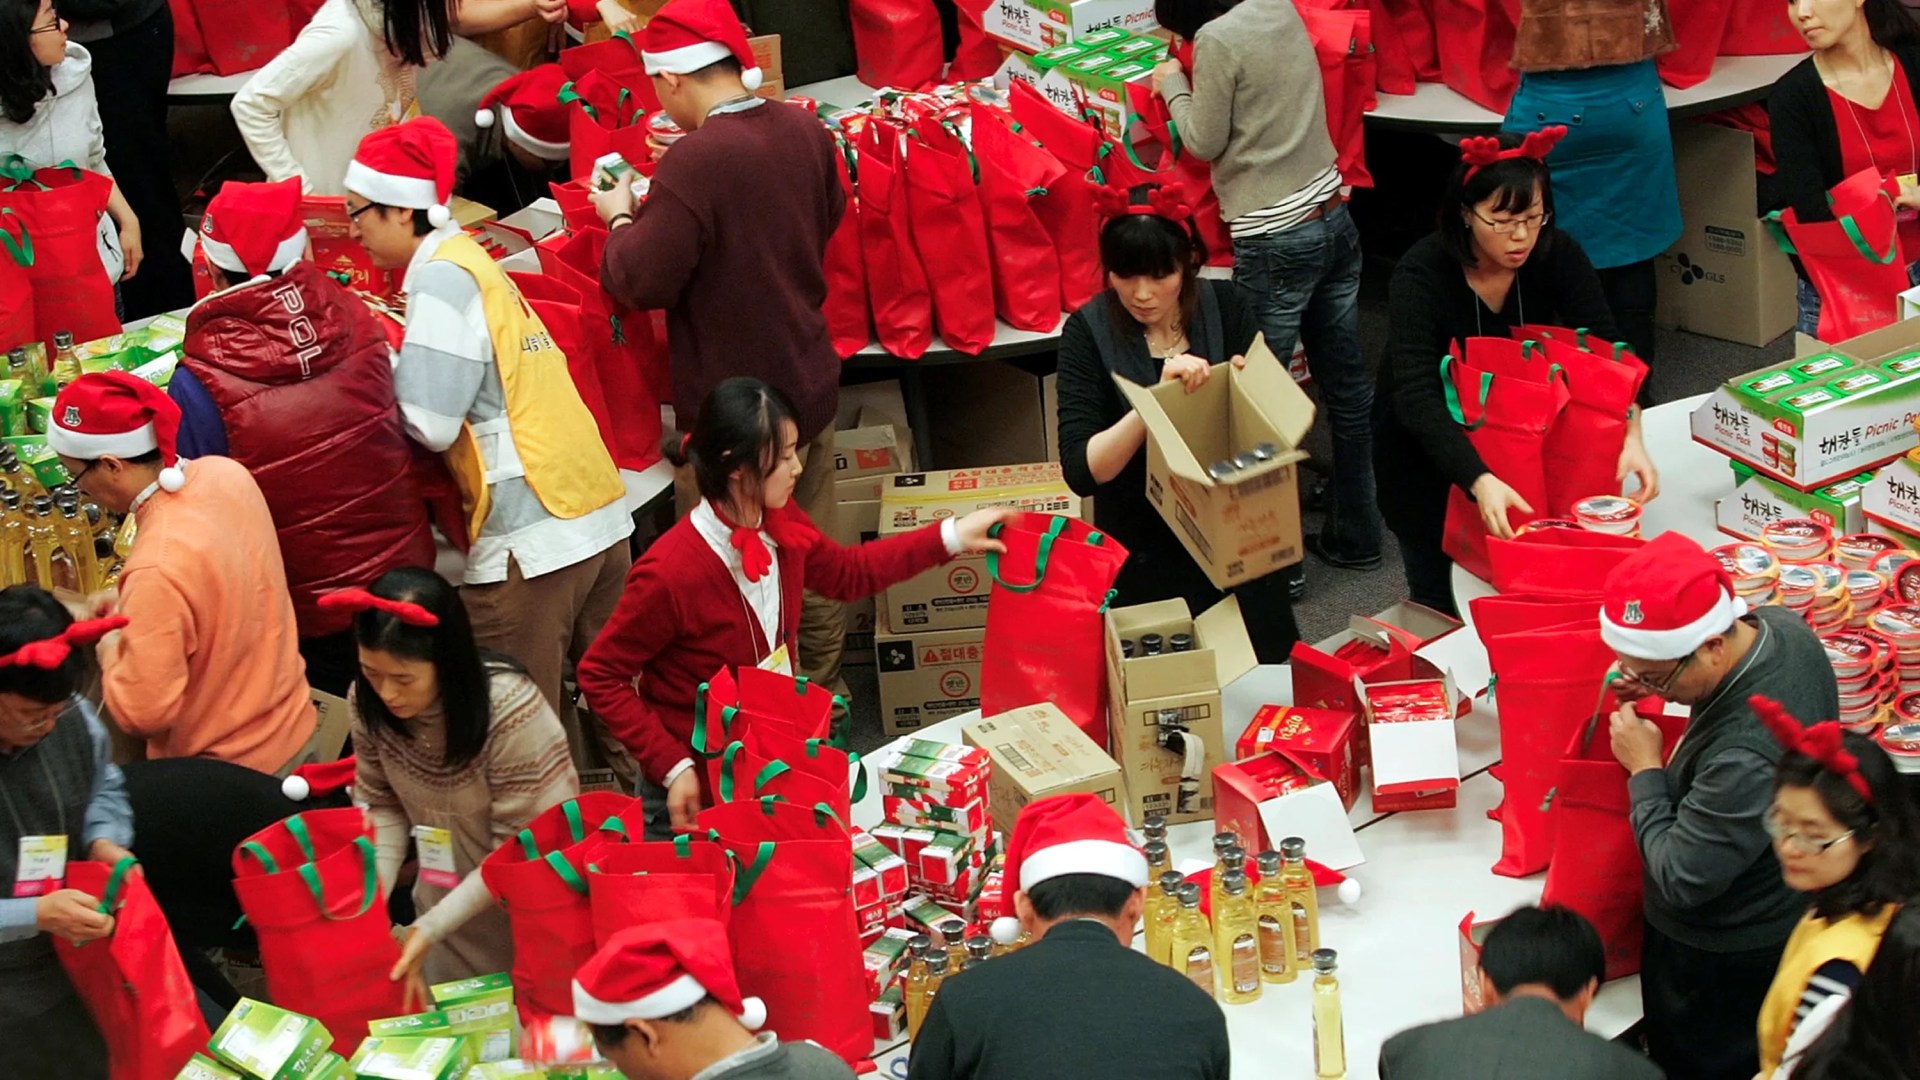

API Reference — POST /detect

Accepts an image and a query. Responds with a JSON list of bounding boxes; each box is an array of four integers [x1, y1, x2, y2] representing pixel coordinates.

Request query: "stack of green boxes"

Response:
[[7, 315, 186, 439], [199, 999, 349, 1080], [1026, 27, 1169, 137], [1691, 346, 1920, 489], [349, 1036, 473, 1080]]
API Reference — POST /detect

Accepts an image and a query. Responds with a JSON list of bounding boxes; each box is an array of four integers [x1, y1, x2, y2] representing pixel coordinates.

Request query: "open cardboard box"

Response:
[[1104, 595, 1257, 825], [1365, 673, 1463, 812], [1114, 333, 1313, 590], [1236, 704, 1360, 810], [1212, 750, 1364, 871]]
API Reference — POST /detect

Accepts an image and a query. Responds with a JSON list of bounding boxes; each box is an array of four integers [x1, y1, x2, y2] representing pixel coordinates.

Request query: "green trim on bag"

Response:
[[674, 834, 693, 858], [286, 814, 319, 863], [1098, 587, 1118, 613], [0, 208, 31, 268], [543, 850, 589, 896], [556, 82, 599, 121], [563, 800, 586, 843], [1440, 355, 1491, 432], [298, 836, 379, 921], [729, 841, 776, 906], [239, 841, 280, 874], [517, 827, 539, 860], [985, 516, 1070, 593], [97, 856, 137, 913]]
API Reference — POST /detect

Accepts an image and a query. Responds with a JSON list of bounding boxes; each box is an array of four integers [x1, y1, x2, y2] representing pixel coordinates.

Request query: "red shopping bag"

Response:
[[1440, 339, 1568, 580], [1507, 327, 1648, 516], [1541, 694, 1689, 978], [189, 0, 290, 74], [548, 178, 601, 234], [509, 271, 620, 470], [1374, 0, 1440, 82], [1122, 82, 1235, 265], [693, 666, 842, 797], [1009, 79, 1105, 309], [1297, 3, 1376, 186], [56, 858, 208, 1080], [558, 30, 657, 103], [1433, 0, 1520, 112], [481, 794, 642, 1021], [559, 70, 655, 181], [1465, 593, 1598, 642], [824, 131, 871, 358], [232, 810, 403, 1054], [1720, 0, 1804, 54], [0, 160, 119, 354], [740, 726, 865, 823], [973, 104, 1066, 331], [1367, 0, 1420, 95], [1485, 528, 1644, 598], [0, 208, 32, 351], [950, 0, 1005, 80], [586, 838, 734, 945], [1767, 170, 1910, 344], [714, 740, 850, 822], [169, 0, 211, 76], [850, 0, 944, 89], [906, 120, 996, 355], [978, 513, 1131, 748], [537, 225, 666, 471], [858, 118, 935, 359], [698, 798, 868, 1065], [1658, 0, 1733, 88]]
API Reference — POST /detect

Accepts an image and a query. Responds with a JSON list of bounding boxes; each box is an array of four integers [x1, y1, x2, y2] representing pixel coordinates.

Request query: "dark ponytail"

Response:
[[663, 377, 801, 510], [381, 0, 454, 69]]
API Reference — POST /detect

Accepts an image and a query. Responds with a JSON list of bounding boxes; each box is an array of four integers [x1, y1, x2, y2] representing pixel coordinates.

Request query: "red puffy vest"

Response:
[[182, 262, 435, 637]]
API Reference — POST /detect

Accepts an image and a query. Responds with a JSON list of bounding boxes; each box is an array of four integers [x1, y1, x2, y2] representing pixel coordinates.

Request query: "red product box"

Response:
[[1210, 751, 1364, 870], [1237, 704, 1360, 810], [857, 898, 890, 942], [853, 862, 882, 910], [299, 197, 401, 300], [871, 823, 936, 866], [1365, 677, 1461, 812], [883, 793, 992, 834]]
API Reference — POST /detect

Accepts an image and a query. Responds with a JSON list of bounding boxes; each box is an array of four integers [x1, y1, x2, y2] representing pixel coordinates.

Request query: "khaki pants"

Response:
[[461, 541, 638, 788]]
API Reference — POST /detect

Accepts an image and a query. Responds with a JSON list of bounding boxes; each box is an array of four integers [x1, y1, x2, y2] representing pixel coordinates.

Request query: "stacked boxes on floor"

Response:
[[833, 401, 914, 667]]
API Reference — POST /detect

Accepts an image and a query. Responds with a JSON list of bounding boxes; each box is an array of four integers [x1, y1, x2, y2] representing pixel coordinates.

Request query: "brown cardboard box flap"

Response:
[[1112, 333, 1313, 489], [1193, 594, 1258, 687], [1830, 316, 1920, 366]]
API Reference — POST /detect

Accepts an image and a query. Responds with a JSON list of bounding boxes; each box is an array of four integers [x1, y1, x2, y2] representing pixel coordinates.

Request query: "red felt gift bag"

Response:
[[1767, 169, 1910, 345], [169, 0, 211, 76], [743, 727, 865, 821], [1720, 0, 1805, 55], [1484, 528, 1644, 598], [973, 103, 1066, 331], [824, 131, 872, 358], [1367, 0, 1420, 94], [0, 208, 33, 351], [537, 225, 666, 471], [1440, 339, 1568, 580], [232, 810, 404, 1054], [1432, 0, 1520, 112], [978, 513, 1131, 748], [698, 798, 868, 1065], [849, 0, 944, 89], [714, 740, 850, 822], [1122, 82, 1235, 265], [509, 271, 618, 473], [1009, 79, 1105, 309], [905, 120, 996, 355], [857, 118, 934, 359], [0, 161, 119, 354], [1297, 3, 1375, 187], [57, 858, 208, 1080], [1657, 0, 1733, 88], [586, 837, 734, 945], [1507, 326, 1648, 517], [694, 666, 842, 796]]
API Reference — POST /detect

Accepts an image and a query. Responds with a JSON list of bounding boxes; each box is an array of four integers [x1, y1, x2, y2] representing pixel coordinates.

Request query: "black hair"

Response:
[[1476, 905, 1605, 1002], [1864, 0, 1920, 49], [661, 377, 800, 512], [588, 997, 718, 1049], [349, 567, 522, 768], [123, 449, 162, 467], [1774, 733, 1920, 921], [1026, 873, 1138, 921], [1099, 206, 1206, 341], [1436, 132, 1555, 268], [380, 0, 454, 70], [684, 55, 744, 80], [0, 0, 52, 125], [1792, 902, 1920, 1080], [1152, 0, 1240, 41], [0, 585, 82, 703]]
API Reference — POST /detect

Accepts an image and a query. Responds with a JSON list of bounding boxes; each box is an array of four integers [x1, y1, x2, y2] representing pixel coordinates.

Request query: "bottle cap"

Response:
[[965, 936, 992, 960], [907, 934, 933, 957], [1142, 814, 1167, 838], [1280, 836, 1306, 859], [1311, 948, 1338, 973], [1177, 882, 1202, 906], [939, 919, 966, 943], [1255, 850, 1281, 874], [1221, 870, 1250, 895], [53, 330, 72, 348], [1212, 832, 1237, 853], [1169, 632, 1193, 652], [1141, 633, 1164, 655], [925, 952, 949, 974], [1222, 848, 1246, 872], [1122, 639, 1136, 659], [6, 347, 23, 362], [1143, 840, 1168, 864], [1158, 870, 1185, 895]]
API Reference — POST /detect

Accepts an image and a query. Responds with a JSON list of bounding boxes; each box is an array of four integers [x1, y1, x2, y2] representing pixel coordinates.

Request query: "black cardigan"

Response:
[[1765, 45, 1920, 222], [1376, 229, 1617, 493]]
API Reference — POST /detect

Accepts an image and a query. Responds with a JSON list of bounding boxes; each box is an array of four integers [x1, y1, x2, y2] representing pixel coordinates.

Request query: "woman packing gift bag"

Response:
[[1439, 337, 1569, 580], [56, 857, 208, 1080], [585, 837, 734, 945], [1766, 169, 1911, 344]]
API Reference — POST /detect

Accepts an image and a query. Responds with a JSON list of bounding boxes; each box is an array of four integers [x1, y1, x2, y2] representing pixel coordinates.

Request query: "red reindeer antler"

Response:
[[317, 588, 441, 628], [1093, 181, 1194, 223], [0, 615, 131, 670], [1460, 125, 1567, 181], [1750, 694, 1873, 804]]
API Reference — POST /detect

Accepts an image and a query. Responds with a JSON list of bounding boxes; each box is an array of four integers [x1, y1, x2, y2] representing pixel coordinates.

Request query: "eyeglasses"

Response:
[[1764, 808, 1857, 856], [345, 201, 378, 221], [1614, 654, 1692, 697], [29, 15, 62, 33], [1470, 209, 1551, 236]]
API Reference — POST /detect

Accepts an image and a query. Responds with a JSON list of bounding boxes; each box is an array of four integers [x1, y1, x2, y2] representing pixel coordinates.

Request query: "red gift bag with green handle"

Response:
[[0, 157, 119, 354], [0, 208, 33, 353], [1765, 169, 1910, 345], [978, 512, 1130, 748], [1439, 337, 1568, 580], [586, 837, 734, 945], [713, 738, 859, 824], [858, 117, 935, 359], [973, 102, 1066, 332], [693, 666, 843, 800], [742, 726, 867, 824], [1506, 326, 1648, 517], [824, 129, 870, 358], [56, 857, 209, 1080], [1009, 79, 1105, 309], [232, 809, 404, 1053], [905, 118, 996, 355]]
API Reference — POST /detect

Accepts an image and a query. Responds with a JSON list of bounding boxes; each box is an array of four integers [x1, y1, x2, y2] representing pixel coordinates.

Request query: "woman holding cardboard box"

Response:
[[1053, 187, 1302, 662]]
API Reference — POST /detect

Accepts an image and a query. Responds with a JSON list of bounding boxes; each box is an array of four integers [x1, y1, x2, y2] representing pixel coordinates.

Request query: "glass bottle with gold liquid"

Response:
[[1253, 850, 1298, 983], [56, 494, 101, 593], [0, 447, 46, 502], [26, 495, 78, 591], [1312, 948, 1346, 1079], [50, 330, 81, 390], [1215, 870, 1262, 1005], [904, 936, 933, 1039], [1146, 869, 1182, 966], [0, 488, 28, 586], [921, 951, 950, 1020], [1280, 836, 1321, 967], [940, 919, 969, 975], [1171, 882, 1215, 999], [1214, 846, 1247, 916]]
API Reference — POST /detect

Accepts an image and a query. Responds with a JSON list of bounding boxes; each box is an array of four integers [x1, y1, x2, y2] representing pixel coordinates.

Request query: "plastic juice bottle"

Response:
[[1171, 882, 1215, 999], [56, 496, 99, 593], [1312, 949, 1346, 1079], [1280, 836, 1321, 966], [0, 488, 27, 586], [1144, 839, 1170, 879], [26, 494, 74, 590], [50, 330, 80, 391], [1145, 870, 1182, 966], [1215, 870, 1262, 1005], [903, 936, 932, 1039], [1214, 847, 1247, 916], [1253, 851, 1298, 984]]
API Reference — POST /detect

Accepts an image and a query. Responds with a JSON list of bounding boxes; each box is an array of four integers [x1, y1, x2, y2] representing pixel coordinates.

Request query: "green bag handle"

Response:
[[238, 840, 280, 874], [0, 154, 78, 190], [96, 856, 138, 914], [715, 835, 777, 906], [0, 208, 31, 269], [805, 738, 869, 803], [1440, 354, 1492, 432], [296, 836, 380, 921], [985, 516, 1071, 593], [556, 81, 600, 121], [718, 741, 790, 802], [754, 794, 841, 829], [674, 834, 695, 858], [517, 799, 592, 859], [1542, 672, 1624, 813], [543, 849, 590, 896], [1766, 192, 1900, 264]]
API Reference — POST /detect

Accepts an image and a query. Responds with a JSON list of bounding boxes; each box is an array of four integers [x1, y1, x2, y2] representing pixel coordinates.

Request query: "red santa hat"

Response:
[[199, 178, 307, 278], [282, 756, 356, 802], [346, 117, 459, 229], [987, 792, 1149, 945], [1600, 532, 1747, 661], [473, 64, 571, 162], [46, 372, 186, 493], [640, 0, 763, 91], [573, 918, 766, 1030]]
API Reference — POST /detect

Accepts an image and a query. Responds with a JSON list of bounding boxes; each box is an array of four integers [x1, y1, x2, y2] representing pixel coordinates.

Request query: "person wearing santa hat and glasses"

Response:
[[168, 176, 435, 698], [589, 0, 851, 701], [1599, 532, 1840, 1080], [48, 372, 320, 777], [574, 918, 854, 1080], [909, 793, 1229, 1080], [347, 116, 640, 788]]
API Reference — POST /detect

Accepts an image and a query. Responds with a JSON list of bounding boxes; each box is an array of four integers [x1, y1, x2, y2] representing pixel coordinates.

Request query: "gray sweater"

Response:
[[695, 1035, 855, 1080], [1158, 0, 1339, 222]]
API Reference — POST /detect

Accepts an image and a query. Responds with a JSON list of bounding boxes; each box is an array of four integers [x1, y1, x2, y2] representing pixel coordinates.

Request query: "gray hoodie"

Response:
[[0, 43, 111, 177]]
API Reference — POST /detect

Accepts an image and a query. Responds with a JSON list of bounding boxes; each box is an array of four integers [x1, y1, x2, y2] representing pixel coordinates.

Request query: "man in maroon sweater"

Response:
[[592, 0, 850, 693]]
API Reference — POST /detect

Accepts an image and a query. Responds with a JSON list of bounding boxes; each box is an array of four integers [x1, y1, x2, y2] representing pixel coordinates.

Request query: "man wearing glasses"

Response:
[[1597, 532, 1838, 1080]]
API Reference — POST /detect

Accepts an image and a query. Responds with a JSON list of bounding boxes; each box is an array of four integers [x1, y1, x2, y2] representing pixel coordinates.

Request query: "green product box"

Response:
[[74, 332, 130, 362], [0, 378, 23, 438], [26, 396, 52, 434], [207, 999, 335, 1080], [545, 1067, 620, 1080], [1106, 35, 1162, 58], [464, 1062, 546, 1079], [139, 312, 188, 353], [129, 350, 178, 388], [350, 1036, 474, 1080], [1793, 354, 1853, 381], [308, 1054, 354, 1080], [1073, 25, 1131, 47], [4, 434, 71, 487], [370, 1012, 455, 1039], [1031, 40, 1093, 70], [1741, 369, 1803, 397], [1063, 50, 1123, 76], [1717, 458, 1873, 539], [177, 1054, 247, 1080], [431, 972, 516, 1063]]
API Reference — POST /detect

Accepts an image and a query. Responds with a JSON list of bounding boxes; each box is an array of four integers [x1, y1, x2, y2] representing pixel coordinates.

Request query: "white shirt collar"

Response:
[[401, 223, 465, 295], [129, 459, 189, 516], [690, 499, 776, 562]]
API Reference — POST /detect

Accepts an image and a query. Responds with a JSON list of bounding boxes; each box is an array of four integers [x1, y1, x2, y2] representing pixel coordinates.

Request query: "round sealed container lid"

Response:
[[1837, 533, 1900, 565], [648, 111, 686, 137], [1573, 495, 1640, 524], [1714, 542, 1781, 583], [1824, 630, 1884, 676], [1517, 518, 1583, 535], [1873, 548, 1919, 576], [1882, 719, 1920, 755], [1894, 562, 1920, 604], [1871, 605, 1920, 641]]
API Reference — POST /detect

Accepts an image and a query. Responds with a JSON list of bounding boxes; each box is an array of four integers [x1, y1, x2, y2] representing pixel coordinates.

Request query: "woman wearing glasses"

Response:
[[1373, 131, 1658, 613], [1748, 696, 1920, 1077]]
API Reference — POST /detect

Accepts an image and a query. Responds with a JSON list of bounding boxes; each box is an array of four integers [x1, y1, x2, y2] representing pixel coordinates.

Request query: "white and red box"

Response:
[[1236, 704, 1360, 811], [1210, 751, 1364, 870], [1365, 676, 1462, 812]]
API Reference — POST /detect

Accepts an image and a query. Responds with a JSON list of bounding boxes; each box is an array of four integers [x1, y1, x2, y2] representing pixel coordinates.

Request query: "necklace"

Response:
[[1829, 49, 1918, 180], [1145, 319, 1187, 361]]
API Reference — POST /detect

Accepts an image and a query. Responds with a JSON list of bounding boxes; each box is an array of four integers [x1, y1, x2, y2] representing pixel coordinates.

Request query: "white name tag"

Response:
[[14, 835, 67, 897]]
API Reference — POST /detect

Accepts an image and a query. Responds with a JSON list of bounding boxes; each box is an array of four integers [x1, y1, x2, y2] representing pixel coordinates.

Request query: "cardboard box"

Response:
[[349, 1036, 474, 1080], [1655, 121, 1797, 348], [1104, 595, 1258, 825], [1114, 334, 1313, 590], [836, 410, 910, 480], [430, 972, 516, 1063], [1719, 458, 1874, 539], [1365, 676, 1462, 811], [922, 360, 1062, 467], [208, 999, 334, 1080], [1459, 912, 1501, 1015], [1236, 704, 1361, 810], [878, 463, 1078, 632], [1291, 604, 1466, 760], [178, 1054, 246, 1080], [1061, 44, 1166, 136], [1690, 318, 1920, 489], [836, 380, 914, 462], [963, 702, 1127, 832], [499, 197, 563, 243], [981, 0, 1157, 52], [1864, 452, 1920, 536], [874, 625, 987, 734], [4, 433, 68, 487], [1210, 751, 1365, 870]]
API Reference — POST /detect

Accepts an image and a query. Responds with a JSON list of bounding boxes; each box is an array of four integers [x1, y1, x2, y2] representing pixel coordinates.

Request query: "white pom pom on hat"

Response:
[[427, 203, 451, 228], [1336, 877, 1362, 904], [158, 465, 186, 492], [736, 996, 766, 1031], [989, 916, 1022, 945], [474, 107, 497, 129]]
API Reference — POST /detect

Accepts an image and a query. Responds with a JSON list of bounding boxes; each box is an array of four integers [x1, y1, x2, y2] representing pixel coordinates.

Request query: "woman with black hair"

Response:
[[1054, 192, 1301, 660], [1768, 0, 1920, 335], [337, 566, 579, 996], [1753, 697, 1920, 1076], [1375, 131, 1657, 614], [580, 378, 1014, 839], [1780, 901, 1920, 1079], [0, 585, 133, 1077]]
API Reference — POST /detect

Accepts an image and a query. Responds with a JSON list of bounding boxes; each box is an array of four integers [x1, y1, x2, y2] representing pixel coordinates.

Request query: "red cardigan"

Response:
[[579, 506, 951, 784]]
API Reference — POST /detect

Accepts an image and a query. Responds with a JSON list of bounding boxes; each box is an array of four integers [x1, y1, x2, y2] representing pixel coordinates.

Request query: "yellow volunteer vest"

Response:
[[1758, 905, 1897, 1072], [428, 233, 625, 540]]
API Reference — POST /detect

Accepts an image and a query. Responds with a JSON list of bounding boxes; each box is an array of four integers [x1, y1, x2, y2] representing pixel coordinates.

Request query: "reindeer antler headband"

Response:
[[1090, 182, 1194, 223], [1459, 125, 1567, 182], [317, 588, 440, 628], [0, 616, 129, 670], [1750, 694, 1874, 804]]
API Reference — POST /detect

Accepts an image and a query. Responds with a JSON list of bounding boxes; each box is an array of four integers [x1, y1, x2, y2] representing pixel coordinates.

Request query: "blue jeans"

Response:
[[1233, 203, 1381, 559]]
